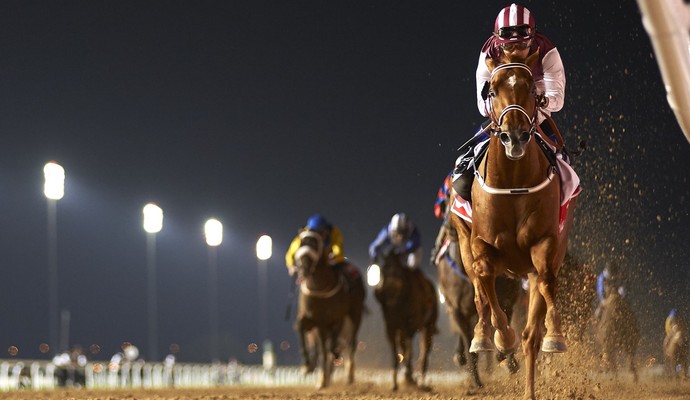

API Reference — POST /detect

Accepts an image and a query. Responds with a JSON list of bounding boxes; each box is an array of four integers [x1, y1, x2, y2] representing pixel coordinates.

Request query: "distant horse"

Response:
[[663, 311, 689, 380], [450, 50, 578, 400], [294, 230, 366, 389], [595, 291, 639, 381], [373, 247, 438, 391], [435, 224, 521, 389]]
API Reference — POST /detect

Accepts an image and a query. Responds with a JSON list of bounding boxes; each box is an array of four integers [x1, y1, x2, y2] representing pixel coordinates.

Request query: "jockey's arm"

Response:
[[285, 234, 302, 275], [368, 227, 389, 260], [475, 52, 491, 117], [539, 47, 566, 113], [328, 226, 346, 264]]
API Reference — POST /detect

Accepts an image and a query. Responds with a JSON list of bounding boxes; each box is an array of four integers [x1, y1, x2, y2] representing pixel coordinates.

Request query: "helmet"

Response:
[[494, 4, 536, 44], [306, 214, 330, 231], [388, 212, 410, 238]]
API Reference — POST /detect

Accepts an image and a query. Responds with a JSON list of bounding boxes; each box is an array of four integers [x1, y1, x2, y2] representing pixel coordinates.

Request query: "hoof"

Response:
[[453, 352, 467, 367], [541, 335, 567, 353], [470, 336, 494, 353], [494, 327, 518, 353]]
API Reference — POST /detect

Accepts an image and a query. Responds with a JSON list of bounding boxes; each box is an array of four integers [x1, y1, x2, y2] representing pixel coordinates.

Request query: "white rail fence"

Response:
[[0, 360, 323, 391]]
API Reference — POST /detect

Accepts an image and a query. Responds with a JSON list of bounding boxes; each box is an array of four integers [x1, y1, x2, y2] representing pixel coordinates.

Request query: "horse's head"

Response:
[[485, 51, 540, 160], [294, 230, 326, 278]]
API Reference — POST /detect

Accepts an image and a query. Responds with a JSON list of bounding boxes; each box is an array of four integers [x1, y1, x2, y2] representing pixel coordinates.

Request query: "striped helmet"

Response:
[[494, 4, 536, 44]]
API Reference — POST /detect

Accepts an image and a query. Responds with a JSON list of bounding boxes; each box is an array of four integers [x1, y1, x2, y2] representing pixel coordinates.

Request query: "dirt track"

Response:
[[0, 371, 687, 400]]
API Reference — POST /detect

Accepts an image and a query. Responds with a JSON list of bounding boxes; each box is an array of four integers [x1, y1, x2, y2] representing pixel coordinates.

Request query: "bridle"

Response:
[[475, 61, 555, 195], [295, 230, 344, 299], [485, 62, 538, 139]]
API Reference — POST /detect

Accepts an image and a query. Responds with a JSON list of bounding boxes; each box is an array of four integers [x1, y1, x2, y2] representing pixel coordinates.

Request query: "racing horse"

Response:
[[450, 50, 578, 400], [435, 214, 521, 389], [595, 290, 639, 381], [373, 246, 438, 391], [294, 230, 366, 389], [663, 310, 689, 380]]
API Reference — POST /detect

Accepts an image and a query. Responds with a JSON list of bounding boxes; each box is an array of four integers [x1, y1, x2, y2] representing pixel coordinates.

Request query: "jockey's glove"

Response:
[[536, 94, 549, 108]]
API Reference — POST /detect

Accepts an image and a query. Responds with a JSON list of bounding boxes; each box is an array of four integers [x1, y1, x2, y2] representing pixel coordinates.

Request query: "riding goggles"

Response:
[[501, 40, 532, 52], [496, 25, 533, 40]]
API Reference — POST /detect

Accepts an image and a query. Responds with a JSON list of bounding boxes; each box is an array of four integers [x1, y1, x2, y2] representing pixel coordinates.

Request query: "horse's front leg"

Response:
[[297, 321, 315, 375], [522, 273, 546, 400], [473, 239, 517, 353], [530, 238, 566, 353], [399, 333, 414, 385], [316, 327, 331, 389], [387, 328, 399, 391]]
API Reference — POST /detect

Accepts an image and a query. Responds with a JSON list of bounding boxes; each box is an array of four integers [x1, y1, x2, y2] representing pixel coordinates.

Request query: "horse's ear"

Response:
[[525, 48, 540, 68]]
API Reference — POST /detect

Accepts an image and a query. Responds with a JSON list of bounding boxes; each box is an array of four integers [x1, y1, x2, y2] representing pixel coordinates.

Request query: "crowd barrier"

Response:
[[0, 360, 327, 391]]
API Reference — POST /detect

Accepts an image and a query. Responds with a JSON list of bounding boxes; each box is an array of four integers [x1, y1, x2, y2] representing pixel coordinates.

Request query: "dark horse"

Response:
[[450, 50, 578, 399], [373, 247, 438, 391], [435, 216, 521, 389], [294, 230, 366, 389], [595, 291, 639, 381]]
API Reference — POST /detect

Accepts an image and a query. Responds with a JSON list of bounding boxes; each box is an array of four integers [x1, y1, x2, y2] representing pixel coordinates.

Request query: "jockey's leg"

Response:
[[452, 170, 474, 203]]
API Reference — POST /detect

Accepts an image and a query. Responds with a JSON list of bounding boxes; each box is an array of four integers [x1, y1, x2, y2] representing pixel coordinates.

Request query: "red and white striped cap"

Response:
[[494, 3, 536, 32]]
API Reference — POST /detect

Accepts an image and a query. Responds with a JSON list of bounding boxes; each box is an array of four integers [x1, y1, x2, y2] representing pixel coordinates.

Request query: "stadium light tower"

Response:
[[44, 161, 65, 354], [143, 202, 163, 361], [204, 218, 223, 362]]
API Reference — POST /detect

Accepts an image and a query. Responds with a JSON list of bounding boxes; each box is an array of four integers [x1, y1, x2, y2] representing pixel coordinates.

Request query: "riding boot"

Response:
[[452, 170, 474, 203]]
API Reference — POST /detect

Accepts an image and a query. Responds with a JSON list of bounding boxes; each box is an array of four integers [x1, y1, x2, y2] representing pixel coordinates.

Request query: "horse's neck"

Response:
[[483, 138, 550, 188], [305, 259, 339, 289]]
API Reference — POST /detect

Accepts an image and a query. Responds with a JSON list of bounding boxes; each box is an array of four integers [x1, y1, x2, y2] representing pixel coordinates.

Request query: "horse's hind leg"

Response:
[[454, 311, 483, 388], [417, 328, 433, 388]]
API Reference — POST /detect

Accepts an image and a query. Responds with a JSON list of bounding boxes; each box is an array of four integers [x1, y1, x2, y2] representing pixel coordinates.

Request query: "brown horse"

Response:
[[373, 246, 438, 391], [294, 230, 366, 389], [435, 219, 521, 389], [450, 50, 578, 400], [595, 291, 639, 381]]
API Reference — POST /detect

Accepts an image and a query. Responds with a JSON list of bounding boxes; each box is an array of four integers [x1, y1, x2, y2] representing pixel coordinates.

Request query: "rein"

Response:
[[295, 230, 344, 299]]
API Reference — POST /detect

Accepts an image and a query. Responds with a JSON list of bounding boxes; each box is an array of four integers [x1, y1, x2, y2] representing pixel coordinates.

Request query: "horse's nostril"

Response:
[[500, 132, 511, 144], [520, 131, 531, 143]]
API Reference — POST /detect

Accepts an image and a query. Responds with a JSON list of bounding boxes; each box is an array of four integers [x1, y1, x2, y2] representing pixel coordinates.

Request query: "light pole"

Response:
[[44, 161, 65, 355], [256, 235, 273, 370], [204, 218, 223, 363], [143, 203, 163, 361]]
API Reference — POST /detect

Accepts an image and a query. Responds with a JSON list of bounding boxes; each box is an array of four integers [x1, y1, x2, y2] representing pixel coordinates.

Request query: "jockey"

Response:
[[453, 3, 567, 202], [285, 214, 345, 276], [369, 212, 423, 270], [430, 173, 456, 265], [596, 261, 625, 303]]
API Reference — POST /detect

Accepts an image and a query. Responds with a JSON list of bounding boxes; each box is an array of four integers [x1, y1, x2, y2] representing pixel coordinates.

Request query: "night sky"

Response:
[[0, 1, 688, 364]]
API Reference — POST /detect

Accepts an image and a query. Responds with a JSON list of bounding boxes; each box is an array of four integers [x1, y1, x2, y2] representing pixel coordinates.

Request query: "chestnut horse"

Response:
[[373, 247, 438, 391], [294, 231, 366, 389], [450, 51, 578, 400]]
